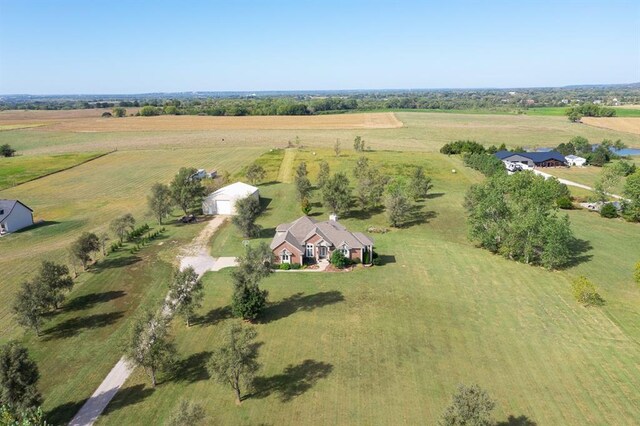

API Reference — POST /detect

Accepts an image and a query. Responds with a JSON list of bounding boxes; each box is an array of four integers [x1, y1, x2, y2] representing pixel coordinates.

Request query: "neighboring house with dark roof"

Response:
[[0, 199, 33, 234], [270, 215, 374, 265], [494, 150, 567, 168]]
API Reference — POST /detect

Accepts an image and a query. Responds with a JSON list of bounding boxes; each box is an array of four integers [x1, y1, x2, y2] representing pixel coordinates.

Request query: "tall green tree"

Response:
[[12, 281, 49, 336], [110, 213, 136, 243], [37, 261, 73, 310], [231, 243, 272, 321], [112, 107, 127, 117], [295, 175, 312, 202], [322, 172, 352, 215], [206, 321, 261, 405], [353, 136, 365, 152], [316, 160, 330, 189], [0, 342, 42, 416], [70, 232, 100, 270], [438, 384, 495, 426], [170, 168, 205, 215], [409, 166, 433, 200], [569, 136, 591, 155], [231, 196, 262, 238], [594, 167, 622, 201], [334, 139, 341, 157], [295, 162, 308, 179], [354, 160, 388, 210], [245, 164, 266, 185], [148, 183, 173, 224], [168, 267, 204, 327], [124, 310, 176, 387], [385, 186, 412, 227]]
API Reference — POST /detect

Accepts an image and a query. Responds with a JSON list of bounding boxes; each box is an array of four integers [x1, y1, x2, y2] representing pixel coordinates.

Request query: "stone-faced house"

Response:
[[270, 215, 374, 265]]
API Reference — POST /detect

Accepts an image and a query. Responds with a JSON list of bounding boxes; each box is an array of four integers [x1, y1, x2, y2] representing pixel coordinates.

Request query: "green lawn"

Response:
[[0, 152, 105, 190], [100, 151, 640, 425], [1, 113, 640, 425]]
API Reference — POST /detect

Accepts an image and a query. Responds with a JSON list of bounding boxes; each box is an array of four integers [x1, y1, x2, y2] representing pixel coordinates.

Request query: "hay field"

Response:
[[582, 117, 640, 135], [0, 111, 402, 132]]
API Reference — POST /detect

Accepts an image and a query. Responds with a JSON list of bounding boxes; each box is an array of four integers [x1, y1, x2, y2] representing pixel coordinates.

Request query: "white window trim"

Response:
[[305, 244, 314, 257]]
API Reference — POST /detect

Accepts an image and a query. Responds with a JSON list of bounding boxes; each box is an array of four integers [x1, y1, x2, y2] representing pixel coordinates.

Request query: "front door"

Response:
[[319, 246, 327, 258]]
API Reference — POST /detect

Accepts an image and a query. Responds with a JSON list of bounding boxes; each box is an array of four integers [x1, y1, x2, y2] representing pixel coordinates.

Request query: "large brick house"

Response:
[[270, 215, 374, 265]]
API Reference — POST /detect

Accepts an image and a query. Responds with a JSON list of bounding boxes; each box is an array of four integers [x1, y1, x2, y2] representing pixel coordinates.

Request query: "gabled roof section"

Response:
[[207, 182, 258, 199], [271, 216, 374, 252], [495, 150, 566, 163], [0, 199, 33, 223]]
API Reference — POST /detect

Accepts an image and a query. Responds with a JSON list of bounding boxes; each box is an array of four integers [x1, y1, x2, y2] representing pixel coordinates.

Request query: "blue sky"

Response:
[[0, 0, 638, 94]]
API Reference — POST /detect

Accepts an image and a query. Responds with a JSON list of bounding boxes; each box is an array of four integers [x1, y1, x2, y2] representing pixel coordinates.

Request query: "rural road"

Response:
[[69, 217, 232, 426], [533, 169, 627, 200]]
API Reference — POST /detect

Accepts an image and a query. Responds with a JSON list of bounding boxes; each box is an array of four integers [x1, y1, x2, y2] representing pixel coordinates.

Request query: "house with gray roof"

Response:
[[270, 215, 374, 266], [0, 199, 33, 234]]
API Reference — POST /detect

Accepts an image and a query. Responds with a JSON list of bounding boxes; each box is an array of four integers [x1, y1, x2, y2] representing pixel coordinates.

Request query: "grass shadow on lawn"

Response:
[[62, 290, 126, 313], [46, 398, 87, 425], [173, 351, 212, 384], [102, 384, 155, 416], [90, 255, 142, 272], [259, 291, 345, 324], [251, 359, 333, 403], [497, 414, 538, 426], [198, 305, 232, 326], [43, 311, 124, 341], [564, 237, 594, 268]]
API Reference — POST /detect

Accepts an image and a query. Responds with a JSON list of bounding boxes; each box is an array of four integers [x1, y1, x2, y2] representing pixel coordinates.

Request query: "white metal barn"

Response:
[[202, 182, 260, 215], [565, 155, 587, 167], [0, 199, 34, 234]]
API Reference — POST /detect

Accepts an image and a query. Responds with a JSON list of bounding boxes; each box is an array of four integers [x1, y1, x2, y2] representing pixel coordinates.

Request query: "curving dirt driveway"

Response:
[[69, 216, 232, 426]]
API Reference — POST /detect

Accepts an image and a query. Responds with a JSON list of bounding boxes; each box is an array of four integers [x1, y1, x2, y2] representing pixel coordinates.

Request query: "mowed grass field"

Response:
[[0, 111, 639, 424], [0, 152, 105, 190], [100, 150, 640, 425], [2, 111, 639, 156]]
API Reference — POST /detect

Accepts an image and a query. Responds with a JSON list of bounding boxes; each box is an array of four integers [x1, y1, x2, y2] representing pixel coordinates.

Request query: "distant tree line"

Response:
[[3, 86, 639, 113]]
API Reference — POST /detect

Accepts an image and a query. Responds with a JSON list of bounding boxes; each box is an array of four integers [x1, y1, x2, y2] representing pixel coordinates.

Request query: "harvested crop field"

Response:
[[0, 111, 402, 132], [581, 117, 640, 135]]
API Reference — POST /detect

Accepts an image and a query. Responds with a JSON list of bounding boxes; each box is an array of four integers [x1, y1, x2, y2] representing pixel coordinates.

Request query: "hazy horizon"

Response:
[[1, 0, 639, 94]]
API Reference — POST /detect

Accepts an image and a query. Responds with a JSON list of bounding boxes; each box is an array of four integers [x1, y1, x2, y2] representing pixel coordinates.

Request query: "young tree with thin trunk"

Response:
[[71, 232, 100, 270], [245, 164, 266, 185], [295, 161, 308, 179], [169, 267, 204, 327], [37, 260, 73, 310], [232, 196, 262, 238], [334, 139, 341, 157], [409, 166, 433, 200], [295, 175, 312, 202], [110, 213, 136, 243], [124, 310, 176, 388], [0, 341, 42, 415], [207, 321, 261, 405], [322, 172, 352, 215], [98, 233, 110, 256], [12, 282, 49, 336], [148, 183, 173, 224], [170, 168, 205, 215], [231, 243, 273, 321], [317, 160, 330, 189], [385, 187, 412, 227]]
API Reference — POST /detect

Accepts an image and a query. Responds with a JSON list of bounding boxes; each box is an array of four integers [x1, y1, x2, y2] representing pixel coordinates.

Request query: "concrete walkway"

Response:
[[533, 169, 627, 200], [69, 217, 230, 426]]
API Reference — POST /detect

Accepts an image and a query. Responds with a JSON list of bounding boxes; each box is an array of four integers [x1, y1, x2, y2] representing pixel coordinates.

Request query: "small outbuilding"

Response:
[[565, 155, 587, 167], [202, 182, 260, 215], [0, 199, 34, 234]]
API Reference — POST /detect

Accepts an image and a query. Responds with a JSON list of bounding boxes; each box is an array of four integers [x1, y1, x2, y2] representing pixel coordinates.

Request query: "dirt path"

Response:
[[277, 148, 296, 183], [69, 217, 229, 426]]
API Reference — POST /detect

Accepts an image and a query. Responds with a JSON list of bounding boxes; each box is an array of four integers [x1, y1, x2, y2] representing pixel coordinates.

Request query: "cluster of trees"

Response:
[[463, 153, 506, 177], [566, 104, 616, 122], [146, 166, 211, 225], [622, 170, 640, 222], [440, 140, 487, 155], [12, 261, 74, 336], [555, 136, 627, 166], [464, 172, 575, 269], [1, 144, 16, 157]]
